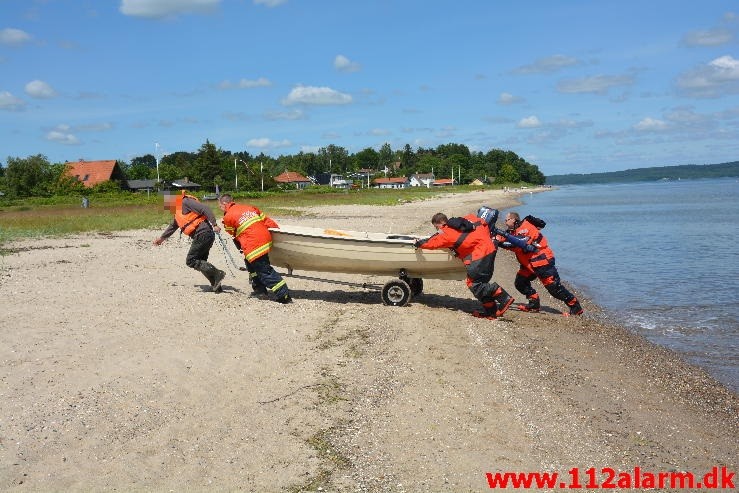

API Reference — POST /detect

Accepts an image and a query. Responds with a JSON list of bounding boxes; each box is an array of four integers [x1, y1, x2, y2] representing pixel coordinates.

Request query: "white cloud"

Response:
[[218, 77, 272, 89], [247, 137, 292, 149], [75, 122, 114, 132], [25, 80, 57, 99], [633, 117, 669, 131], [253, 0, 287, 6], [0, 28, 32, 46], [0, 91, 26, 111], [682, 28, 733, 46], [512, 54, 580, 74], [119, 0, 220, 19], [282, 85, 352, 106], [497, 92, 523, 105], [557, 74, 634, 95], [677, 55, 739, 98], [46, 125, 80, 145], [334, 54, 361, 73], [263, 109, 305, 120], [517, 116, 542, 128]]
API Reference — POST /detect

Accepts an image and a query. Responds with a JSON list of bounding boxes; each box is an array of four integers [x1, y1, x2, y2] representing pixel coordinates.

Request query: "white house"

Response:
[[409, 173, 435, 188]]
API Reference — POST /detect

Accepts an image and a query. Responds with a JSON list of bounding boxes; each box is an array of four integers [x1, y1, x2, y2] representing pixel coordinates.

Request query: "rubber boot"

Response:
[[472, 301, 497, 320], [566, 298, 583, 316], [276, 293, 293, 304], [517, 293, 540, 312], [199, 262, 226, 293], [493, 287, 515, 317]]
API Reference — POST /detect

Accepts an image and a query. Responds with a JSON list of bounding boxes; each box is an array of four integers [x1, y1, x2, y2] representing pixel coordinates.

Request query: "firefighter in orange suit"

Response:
[[153, 190, 226, 292], [499, 212, 583, 316], [218, 194, 291, 303], [414, 212, 514, 319]]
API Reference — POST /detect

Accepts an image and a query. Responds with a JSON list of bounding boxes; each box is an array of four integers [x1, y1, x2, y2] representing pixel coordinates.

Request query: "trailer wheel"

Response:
[[382, 279, 412, 306], [408, 277, 423, 296]]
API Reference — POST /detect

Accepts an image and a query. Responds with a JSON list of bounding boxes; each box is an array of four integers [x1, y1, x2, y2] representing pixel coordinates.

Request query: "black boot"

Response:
[[567, 298, 583, 316], [493, 287, 515, 317], [198, 262, 226, 293], [517, 293, 540, 312]]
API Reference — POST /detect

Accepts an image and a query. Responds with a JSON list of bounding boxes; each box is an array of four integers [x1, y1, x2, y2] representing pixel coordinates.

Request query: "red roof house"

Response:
[[274, 171, 312, 189], [432, 178, 456, 186], [373, 177, 409, 189], [64, 160, 125, 187]]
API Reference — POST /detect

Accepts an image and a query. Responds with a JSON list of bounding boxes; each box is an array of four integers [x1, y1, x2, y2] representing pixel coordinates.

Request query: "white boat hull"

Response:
[[269, 225, 466, 280]]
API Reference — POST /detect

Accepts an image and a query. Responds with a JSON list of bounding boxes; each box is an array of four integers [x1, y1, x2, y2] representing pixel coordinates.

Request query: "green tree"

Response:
[[4, 154, 53, 197], [400, 144, 416, 170], [496, 162, 521, 183], [378, 143, 394, 172], [126, 154, 157, 180], [318, 144, 350, 173], [415, 153, 442, 174], [195, 140, 224, 187], [353, 147, 379, 171]]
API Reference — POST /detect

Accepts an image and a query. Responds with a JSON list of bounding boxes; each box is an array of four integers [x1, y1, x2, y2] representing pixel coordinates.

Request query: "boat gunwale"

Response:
[[269, 228, 420, 246]]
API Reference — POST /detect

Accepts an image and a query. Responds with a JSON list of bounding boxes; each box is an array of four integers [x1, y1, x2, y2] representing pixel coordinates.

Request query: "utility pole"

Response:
[[155, 142, 161, 183]]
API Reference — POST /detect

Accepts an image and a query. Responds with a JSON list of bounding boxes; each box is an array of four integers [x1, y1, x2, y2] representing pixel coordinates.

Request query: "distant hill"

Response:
[[545, 161, 739, 185]]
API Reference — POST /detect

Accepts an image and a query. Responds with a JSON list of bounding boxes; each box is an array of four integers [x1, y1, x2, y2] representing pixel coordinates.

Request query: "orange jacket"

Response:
[[418, 214, 494, 265], [174, 193, 207, 236], [506, 219, 554, 268], [221, 202, 278, 262]]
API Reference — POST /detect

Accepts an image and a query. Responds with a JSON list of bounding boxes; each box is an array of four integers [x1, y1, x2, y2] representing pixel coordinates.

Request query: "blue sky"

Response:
[[2, 0, 739, 175]]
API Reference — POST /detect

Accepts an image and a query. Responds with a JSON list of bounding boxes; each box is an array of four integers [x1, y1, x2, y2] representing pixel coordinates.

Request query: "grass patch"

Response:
[[0, 203, 170, 248], [287, 426, 351, 493]]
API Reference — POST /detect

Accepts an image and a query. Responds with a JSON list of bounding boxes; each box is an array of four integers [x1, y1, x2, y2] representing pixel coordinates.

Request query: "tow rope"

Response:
[[216, 232, 242, 276]]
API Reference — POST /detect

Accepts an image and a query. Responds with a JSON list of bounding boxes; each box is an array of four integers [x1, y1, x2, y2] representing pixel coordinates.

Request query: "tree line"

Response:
[[0, 140, 545, 199], [545, 161, 739, 185]]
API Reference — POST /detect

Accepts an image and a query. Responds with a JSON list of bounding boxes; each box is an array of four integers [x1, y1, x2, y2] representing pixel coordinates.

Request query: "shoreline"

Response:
[[512, 184, 739, 396], [0, 187, 736, 491]]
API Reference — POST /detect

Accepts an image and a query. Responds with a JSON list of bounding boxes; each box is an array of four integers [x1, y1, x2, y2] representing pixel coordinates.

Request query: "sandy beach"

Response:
[[1, 188, 736, 492]]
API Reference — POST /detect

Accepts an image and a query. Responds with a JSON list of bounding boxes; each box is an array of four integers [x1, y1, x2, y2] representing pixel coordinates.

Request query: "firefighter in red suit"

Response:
[[499, 212, 583, 316], [415, 212, 514, 319], [218, 194, 291, 303]]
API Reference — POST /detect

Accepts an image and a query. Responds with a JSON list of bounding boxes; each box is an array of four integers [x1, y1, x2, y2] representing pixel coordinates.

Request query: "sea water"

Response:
[[514, 177, 739, 393]]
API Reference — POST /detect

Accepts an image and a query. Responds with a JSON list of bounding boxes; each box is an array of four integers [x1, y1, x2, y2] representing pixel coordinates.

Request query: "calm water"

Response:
[[515, 178, 739, 393]]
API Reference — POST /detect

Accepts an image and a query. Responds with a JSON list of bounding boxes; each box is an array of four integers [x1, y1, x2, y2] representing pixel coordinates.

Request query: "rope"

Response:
[[216, 232, 241, 277]]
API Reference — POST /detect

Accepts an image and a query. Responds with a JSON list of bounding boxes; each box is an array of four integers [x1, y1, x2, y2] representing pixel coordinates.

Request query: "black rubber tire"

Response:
[[408, 277, 423, 296], [381, 279, 412, 306]]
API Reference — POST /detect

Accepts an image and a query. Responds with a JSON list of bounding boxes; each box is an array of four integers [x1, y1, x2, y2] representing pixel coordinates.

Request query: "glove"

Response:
[[413, 238, 425, 249], [232, 238, 243, 252], [523, 243, 539, 253]]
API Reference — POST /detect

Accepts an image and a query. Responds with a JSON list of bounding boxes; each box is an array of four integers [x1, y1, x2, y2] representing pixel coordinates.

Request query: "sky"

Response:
[[2, 0, 739, 176]]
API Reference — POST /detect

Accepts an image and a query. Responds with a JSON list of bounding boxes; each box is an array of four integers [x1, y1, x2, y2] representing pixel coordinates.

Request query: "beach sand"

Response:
[[1, 189, 736, 492]]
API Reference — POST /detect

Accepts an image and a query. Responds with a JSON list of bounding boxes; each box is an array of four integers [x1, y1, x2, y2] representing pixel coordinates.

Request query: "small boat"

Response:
[[268, 224, 467, 305]]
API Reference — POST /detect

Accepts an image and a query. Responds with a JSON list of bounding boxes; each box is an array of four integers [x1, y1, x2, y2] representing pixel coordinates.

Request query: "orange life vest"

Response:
[[511, 219, 554, 268], [174, 192, 207, 236]]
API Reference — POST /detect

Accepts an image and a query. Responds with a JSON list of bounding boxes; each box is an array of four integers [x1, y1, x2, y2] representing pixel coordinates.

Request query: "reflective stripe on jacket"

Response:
[[222, 202, 278, 262]]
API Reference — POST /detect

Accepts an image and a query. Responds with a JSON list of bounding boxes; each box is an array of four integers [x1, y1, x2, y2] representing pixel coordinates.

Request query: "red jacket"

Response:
[[505, 219, 554, 268], [221, 202, 279, 262], [418, 214, 494, 265]]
